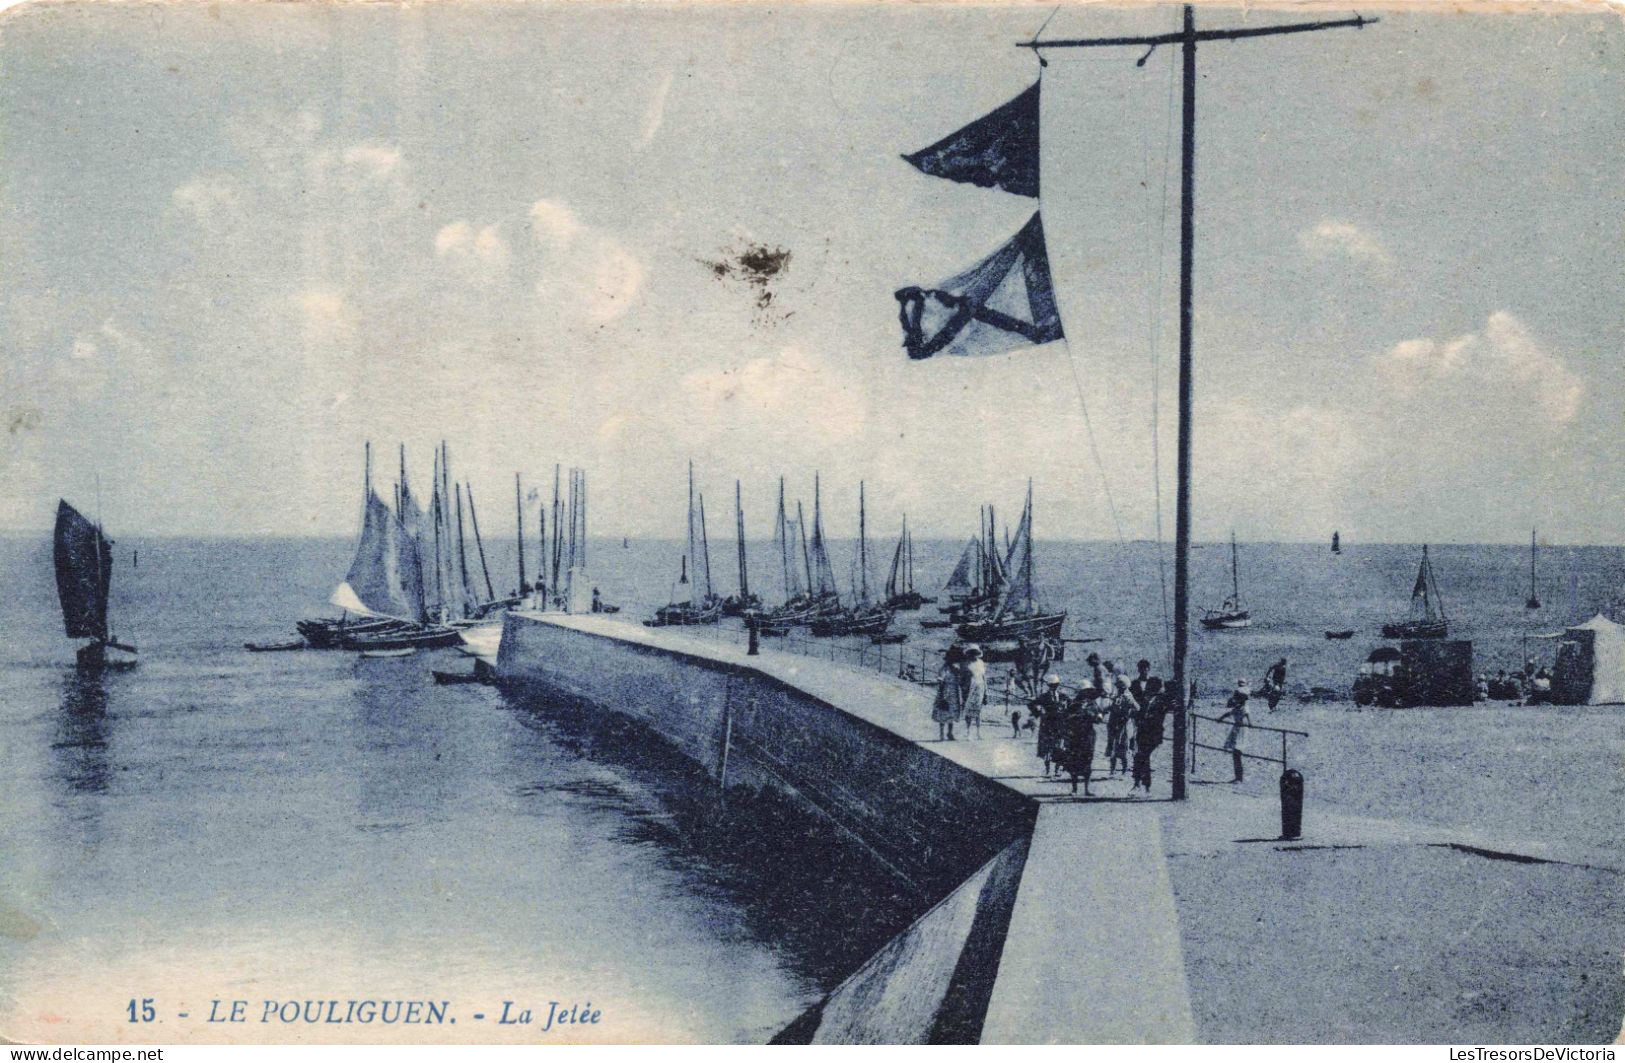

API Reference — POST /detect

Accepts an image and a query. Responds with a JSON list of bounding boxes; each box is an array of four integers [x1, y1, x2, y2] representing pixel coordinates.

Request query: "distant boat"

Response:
[[1324, 629, 1355, 640], [245, 639, 306, 652], [721, 480, 762, 617], [809, 481, 892, 637], [1382, 544, 1449, 640], [759, 477, 820, 626], [1525, 528, 1541, 610], [955, 482, 1066, 645], [54, 499, 138, 671], [1332, 531, 1341, 554], [1200, 532, 1252, 630], [883, 515, 933, 611], [650, 462, 722, 626]]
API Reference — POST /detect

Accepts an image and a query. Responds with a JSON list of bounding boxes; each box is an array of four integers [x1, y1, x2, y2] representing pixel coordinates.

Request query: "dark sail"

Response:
[[902, 81, 1040, 198], [334, 491, 425, 621], [54, 500, 111, 640]]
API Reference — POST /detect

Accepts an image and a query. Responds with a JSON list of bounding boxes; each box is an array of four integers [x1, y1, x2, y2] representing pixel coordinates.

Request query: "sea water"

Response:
[[0, 533, 1620, 1041]]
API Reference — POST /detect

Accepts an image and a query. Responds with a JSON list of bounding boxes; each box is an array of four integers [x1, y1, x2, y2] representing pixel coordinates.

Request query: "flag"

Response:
[[896, 212, 1064, 360], [903, 81, 1040, 198]]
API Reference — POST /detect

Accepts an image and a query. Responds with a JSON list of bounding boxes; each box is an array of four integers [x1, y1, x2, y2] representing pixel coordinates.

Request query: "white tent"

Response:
[[1552, 614, 1625, 706]]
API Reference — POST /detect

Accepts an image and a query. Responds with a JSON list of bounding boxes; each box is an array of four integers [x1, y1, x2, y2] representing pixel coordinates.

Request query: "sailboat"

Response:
[[883, 516, 934, 611], [955, 482, 1065, 645], [721, 480, 763, 617], [323, 443, 460, 651], [1382, 544, 1449, 640], [809, 481, 892, 637], [1200, 533, 1251, 630], [54, 499, 137, 670], [1525, 528, 1541, 610], [650, 462, 722, 626]]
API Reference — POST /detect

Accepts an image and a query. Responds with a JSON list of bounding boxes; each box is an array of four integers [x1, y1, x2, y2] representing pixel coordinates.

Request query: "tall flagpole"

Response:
[[1019, 6, 1374, 800], [1171, 3, 1197, 800]]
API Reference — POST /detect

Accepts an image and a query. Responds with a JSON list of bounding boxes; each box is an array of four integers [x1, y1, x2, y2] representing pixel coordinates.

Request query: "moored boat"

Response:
[[954, 483, 1065, 644], [1381, 544, 1449, 640], [1199, 532, 1251, 630], [648, 462, 722, 626]]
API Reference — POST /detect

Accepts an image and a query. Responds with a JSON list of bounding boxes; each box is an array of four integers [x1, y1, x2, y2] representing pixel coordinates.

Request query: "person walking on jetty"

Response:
[[1263, 658, 1288, 711], [932, 646, 964, 742], [1217, 680, 1251, 782], [1106, 676, 1134, 776], [1030, 674, 1068, 776], [1058, 689, 1101, 796], [1130, 677, 1167, 792], [962, 645, 987, 739]]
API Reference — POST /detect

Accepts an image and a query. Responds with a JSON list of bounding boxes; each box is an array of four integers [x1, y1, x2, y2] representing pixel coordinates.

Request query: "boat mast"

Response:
[[699, 492, 713, 601], [858, 481, 869, 605], [431, 448, 446, 619], [537, 494, 547, 604], [1231, 531, 1240, 606], [465, 482, 497, 603], [455, 483, 473, 608], [1526, 528, 1540, 609], [1019, 4, 1374, 800], [776, 477, 791, 601], [550, 464, 562, 596], [1025, 481, 1035, 616], [735, 480, 749, 601], [686, 462, 697, 605], [797, 499, 813, 594], [516, 474, 527, 595]]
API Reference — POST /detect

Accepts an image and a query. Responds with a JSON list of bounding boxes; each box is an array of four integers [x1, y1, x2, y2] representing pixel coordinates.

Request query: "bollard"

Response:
[[1279, 769, 1304, 840], [747, 618, 760, 657]]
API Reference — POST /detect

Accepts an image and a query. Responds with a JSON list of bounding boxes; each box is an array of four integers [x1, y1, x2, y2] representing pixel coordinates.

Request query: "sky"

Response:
[[0, 2, 1620, 544]]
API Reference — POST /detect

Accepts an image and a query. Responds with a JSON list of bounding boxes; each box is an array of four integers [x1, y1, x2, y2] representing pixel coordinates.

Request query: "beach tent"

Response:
[[1551, 614, 1625, 705]]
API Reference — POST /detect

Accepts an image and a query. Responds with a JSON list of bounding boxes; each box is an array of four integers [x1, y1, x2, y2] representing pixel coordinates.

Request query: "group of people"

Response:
[[1021, 655, 1171, 797], [931, 642, 990, 741], [1477, 665, 1553, 703]]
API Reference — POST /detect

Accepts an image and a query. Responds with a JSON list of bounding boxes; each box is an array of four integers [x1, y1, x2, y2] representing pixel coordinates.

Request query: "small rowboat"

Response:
[[245, 640, 307, 652], [360, 647, 416, 659], [1324, 629, 1355, 640], [432, 669, 483, 685]]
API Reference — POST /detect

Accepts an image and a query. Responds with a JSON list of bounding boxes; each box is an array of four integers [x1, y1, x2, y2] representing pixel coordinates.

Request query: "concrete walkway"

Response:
[[981, 804, 1197, 1043]]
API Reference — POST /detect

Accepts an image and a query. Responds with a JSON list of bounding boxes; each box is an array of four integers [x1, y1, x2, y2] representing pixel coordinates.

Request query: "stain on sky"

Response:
[[699, 241, 792, 318]]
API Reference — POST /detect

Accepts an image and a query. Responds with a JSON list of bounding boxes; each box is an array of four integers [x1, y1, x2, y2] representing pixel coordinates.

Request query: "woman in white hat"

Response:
[[961, 645, 987, 739]]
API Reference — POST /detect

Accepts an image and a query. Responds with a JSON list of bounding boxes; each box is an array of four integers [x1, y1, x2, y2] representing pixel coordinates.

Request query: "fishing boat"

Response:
[[1525, 528, 1541, 610], [244, 639, 306, 652], [955, 483, 1065, 644], [1324, 629, 1355, 640], [1199, 532, 1251, 630], [54, 499, 137, 671], [650, 462, 722, 626], [882, 516, 934, 611], [721, 481, 763, 617], [760, 478, 820, 625], [296, 615, 407, 647], [808, 481, 893, 637], [1381, 544, 1449, 640], [325, 443, 461, 650]]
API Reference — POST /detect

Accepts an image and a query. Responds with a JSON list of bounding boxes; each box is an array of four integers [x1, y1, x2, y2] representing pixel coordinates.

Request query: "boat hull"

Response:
[[1200, 611, 1251, 630], [1381, 619, 1448, 640], [955, 612, 1065, 643], [339, 626, 462, 651]]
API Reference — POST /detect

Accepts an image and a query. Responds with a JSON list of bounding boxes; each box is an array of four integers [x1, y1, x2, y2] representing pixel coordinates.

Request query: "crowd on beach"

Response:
[[932, 647, 1292, 796]]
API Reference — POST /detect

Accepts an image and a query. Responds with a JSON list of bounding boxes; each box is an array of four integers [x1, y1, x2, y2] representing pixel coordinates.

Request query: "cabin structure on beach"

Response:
[[1551, 614, 1625, 706]]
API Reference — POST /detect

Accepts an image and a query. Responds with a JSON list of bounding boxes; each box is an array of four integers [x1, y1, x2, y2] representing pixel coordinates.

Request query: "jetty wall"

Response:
[[496, 612, 1036, 898]]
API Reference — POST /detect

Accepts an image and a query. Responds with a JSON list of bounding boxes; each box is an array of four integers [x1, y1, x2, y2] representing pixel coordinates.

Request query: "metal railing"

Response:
[[1188, 707, 1308, 775]]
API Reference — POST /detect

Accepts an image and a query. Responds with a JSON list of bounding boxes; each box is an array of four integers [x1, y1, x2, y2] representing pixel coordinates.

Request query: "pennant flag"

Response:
[[895, 212, 1064, 360], [902, 81, 1040, 198]]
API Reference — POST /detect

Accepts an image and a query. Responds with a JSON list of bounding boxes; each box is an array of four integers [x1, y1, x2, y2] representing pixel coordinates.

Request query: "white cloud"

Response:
[[682, 346, 868, 448], [1375, 311, 1583, 423], [529, 198, 643, 325], [434, 221, 512, 281], [170, 175, 241, 222], [1298, 219, 1394, 268], [638, 72, 674, 147], [341, 142, 402, 182]]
